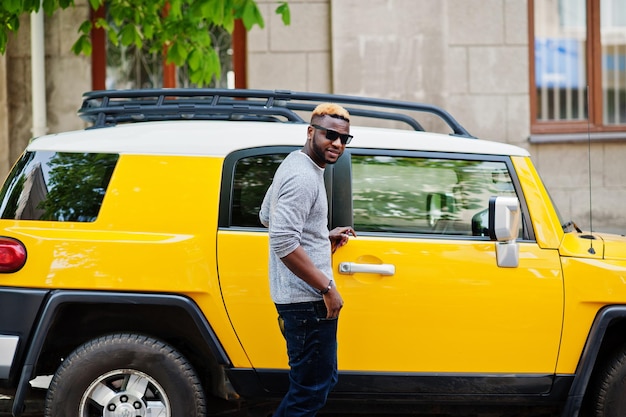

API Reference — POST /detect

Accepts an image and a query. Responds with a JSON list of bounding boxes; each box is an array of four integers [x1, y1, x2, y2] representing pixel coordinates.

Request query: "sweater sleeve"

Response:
[[268, 172, 317, 259]]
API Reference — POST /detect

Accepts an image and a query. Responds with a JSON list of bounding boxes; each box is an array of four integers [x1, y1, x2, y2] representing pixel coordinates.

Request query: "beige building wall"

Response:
[[249, 0, 626, 234], [248, 0, 332, 92]]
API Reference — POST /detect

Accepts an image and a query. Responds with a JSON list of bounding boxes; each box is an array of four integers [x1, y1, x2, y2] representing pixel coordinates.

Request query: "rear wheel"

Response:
[[44, 333, 206, 417], [590, 346, 626, 417]]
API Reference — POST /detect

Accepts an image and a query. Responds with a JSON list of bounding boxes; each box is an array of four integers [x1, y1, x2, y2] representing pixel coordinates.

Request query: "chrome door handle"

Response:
[[338, 262, 395, 276]]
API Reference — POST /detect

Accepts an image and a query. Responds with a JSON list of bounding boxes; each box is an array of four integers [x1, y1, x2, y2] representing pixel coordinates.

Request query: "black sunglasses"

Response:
[[311, 124, 353, 145]]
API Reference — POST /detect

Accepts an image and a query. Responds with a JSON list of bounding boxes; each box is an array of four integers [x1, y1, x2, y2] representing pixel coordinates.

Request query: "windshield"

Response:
[[545, 189, 572, 232]]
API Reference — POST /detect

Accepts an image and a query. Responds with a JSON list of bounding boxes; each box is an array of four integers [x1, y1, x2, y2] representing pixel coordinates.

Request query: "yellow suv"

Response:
[[0, 89, 625, 417]]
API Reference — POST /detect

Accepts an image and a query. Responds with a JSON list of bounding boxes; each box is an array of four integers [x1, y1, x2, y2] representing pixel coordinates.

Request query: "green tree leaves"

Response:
[[0, 0, 290, 86], [276, 2, 290, 25]]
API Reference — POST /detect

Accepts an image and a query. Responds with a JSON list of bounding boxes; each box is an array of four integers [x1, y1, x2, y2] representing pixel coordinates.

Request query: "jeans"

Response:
[[273, 301, 338, 417]]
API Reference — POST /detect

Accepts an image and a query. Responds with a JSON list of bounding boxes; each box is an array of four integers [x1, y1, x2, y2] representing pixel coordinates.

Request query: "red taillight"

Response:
[[0, 237, 26, 273]]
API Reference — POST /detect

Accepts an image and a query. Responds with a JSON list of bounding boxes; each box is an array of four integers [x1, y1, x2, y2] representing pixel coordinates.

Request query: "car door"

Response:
[[328, 149, 564, 394], [216, 148, 295, 370]]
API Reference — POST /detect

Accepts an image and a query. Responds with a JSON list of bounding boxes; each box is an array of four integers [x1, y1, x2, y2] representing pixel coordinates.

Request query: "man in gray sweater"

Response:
[[259, 103, 356, 417]]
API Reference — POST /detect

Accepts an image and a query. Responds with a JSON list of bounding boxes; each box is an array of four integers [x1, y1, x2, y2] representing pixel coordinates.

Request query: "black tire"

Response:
[[590, 346, 626, 417], [44, 333, 207, 417]]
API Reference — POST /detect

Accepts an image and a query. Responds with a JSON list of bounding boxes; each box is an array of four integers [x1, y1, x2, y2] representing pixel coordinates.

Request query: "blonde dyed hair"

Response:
[[310, 103, 350, 123]]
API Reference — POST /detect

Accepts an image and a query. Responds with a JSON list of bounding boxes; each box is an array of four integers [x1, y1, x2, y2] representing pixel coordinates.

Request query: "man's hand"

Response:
[[330, 226, 356, 253], [323, 286, 343, 318]]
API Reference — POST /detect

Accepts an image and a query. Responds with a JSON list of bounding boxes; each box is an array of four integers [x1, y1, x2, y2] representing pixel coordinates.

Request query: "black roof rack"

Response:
[[78, 88, 474, 138]]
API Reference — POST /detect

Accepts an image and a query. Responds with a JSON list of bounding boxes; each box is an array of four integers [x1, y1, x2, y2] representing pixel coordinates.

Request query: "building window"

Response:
[[531, 0, 626, 137], [90, 7, 245, 90]]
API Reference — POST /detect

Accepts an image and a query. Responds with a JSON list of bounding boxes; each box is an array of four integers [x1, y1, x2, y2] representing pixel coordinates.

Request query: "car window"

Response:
[[351, 155, 521, 237], [0, 151, 118, 222], [230, 154, 286, 227]]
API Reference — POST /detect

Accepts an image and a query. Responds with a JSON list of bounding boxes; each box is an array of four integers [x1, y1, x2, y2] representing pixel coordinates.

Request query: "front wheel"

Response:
[[44, 333, 207, 417], [589, 346, 626, 417]]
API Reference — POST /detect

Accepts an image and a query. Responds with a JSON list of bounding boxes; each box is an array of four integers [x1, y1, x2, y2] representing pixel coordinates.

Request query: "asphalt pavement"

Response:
[[1, 394, 561, 417]]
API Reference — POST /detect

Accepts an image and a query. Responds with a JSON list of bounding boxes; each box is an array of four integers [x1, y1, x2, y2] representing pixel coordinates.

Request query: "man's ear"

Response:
[[307, 125, 314, 141]]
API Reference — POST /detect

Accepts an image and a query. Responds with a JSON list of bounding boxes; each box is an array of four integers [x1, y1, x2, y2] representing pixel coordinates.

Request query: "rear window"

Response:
[[231, 154, 286, 227], [0, 151, 118, 222]]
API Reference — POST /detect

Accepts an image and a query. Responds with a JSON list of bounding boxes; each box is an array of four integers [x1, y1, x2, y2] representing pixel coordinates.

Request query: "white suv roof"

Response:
[[27, 120, 529, 158]]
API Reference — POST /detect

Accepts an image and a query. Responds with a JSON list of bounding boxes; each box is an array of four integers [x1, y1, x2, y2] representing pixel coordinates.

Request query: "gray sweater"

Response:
[[259, 150, 332, 304]]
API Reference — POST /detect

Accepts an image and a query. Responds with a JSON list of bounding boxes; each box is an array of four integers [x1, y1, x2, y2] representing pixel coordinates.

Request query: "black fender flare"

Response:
[[562, 305, 626, 417], [11, 290, 231, 417]]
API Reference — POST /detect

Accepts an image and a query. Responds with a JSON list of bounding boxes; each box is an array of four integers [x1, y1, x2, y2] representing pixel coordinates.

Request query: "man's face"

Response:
[[305, 116, 351, 167]]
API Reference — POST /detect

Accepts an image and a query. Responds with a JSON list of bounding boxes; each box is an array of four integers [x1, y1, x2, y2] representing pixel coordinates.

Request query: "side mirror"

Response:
[[488, 196, 520, 267]]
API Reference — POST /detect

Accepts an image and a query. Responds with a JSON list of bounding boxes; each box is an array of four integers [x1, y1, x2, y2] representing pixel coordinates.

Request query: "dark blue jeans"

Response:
[[274, 301, 338, 417]]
